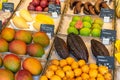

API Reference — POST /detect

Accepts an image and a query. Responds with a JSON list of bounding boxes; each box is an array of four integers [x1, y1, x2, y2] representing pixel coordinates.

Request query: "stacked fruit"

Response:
[[0, 54, 43, 80], [116, 0, 120, 18], [0, 27, 50, 57], [67, 16, 103, 37], [40, 57, 112, 80], [12, 9, 54, 31], [28, 0, 60, 12]]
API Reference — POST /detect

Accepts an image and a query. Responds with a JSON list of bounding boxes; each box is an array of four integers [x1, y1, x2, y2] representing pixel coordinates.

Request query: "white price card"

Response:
[[104, 16, 110, 23], [102, 38, 110, 45], [52, 12, 58, 18]]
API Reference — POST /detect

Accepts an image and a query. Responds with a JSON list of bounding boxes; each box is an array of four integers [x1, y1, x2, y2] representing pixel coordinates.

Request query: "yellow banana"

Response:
[[115, 40, 120, 52]]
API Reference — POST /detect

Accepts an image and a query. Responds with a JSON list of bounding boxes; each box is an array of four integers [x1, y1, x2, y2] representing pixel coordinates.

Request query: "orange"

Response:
[[78, 60, 86, 67], [74, 68, 82, 77], [22, 57, 42, 75], [75, 77, 82, 80], [66, 57, 75, 65], [56, 69, 65, 78], [63, 65, 72, 72], [89, 78, 96, 80], [66, 70, 74, 79], [50, 75, 61, 80], [81, 64, 89, 73], [40, 75, 48, 80], [97, 77, 105, 80], [81, 73, 89, 80], [51, 59, 59, 66], [48, 65, 58, 71], [104, 72, 112, 80], [98, 66, 108, 75], [71, 61, 79, 69], [46, 70, 54, 79], [89, 63, 98, 69], [60, 59, 67, 67], [89, 69, 98, 78]]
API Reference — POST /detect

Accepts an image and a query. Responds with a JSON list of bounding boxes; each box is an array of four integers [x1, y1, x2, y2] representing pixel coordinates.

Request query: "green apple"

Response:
[[83, 22, 91, 28], [69, 21, 76, 27], [67, 27, 79, 35], [94, 18, 103, 26], [80, 28, 91, 36], [82, 16, 93, 24], [2, 0, 8, 3], [91, 28, 101, 37], [92, 23, 101, 29], [72, 16, 81, 22]]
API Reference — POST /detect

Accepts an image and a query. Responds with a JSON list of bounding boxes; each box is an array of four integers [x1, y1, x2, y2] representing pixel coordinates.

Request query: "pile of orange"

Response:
[[40, 57, 112, 80]]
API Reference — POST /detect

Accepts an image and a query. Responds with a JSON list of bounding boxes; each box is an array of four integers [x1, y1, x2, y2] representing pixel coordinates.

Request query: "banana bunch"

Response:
[[116, 0, 120, 18], [115, 40, 120, 52]]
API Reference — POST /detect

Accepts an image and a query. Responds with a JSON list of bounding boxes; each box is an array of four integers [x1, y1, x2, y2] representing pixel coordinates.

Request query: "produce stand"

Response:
[[0, 0, 120, 80]]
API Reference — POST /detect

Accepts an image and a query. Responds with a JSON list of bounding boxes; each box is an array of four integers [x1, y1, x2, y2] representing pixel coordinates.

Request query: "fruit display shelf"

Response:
[[0, 0, 22, 27], [64, 0, 114, 16], [17, 0, 66, 15], [7, 10, 62, 34], [58, 15, 114, 36], [0, 54, 47, 80], [0, 28, 55, 60], [48, 34, 114, 63]]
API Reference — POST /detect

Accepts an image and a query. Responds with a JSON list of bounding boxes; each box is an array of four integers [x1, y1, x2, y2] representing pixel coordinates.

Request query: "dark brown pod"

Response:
[[54, 36, 69, 59], [74, 1, 83, 14], [101, 1, 110, 9], [70, 0, 80, 9], [89, 5, 97, 15], [94, 0, 103, 14], [91, 39, 110, 58], [84, 2, 92, 11]]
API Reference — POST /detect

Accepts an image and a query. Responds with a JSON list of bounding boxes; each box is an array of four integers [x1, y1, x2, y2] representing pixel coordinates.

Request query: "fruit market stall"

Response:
[[0, 0, 118, 80]]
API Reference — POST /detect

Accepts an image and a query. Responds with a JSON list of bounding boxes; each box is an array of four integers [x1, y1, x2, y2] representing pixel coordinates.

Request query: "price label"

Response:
[[2, 3, 14, 12], [48, 4, 61, 14], [100, 8, 114, 19], [40, 24, 54, 37], [0, 21, 2, 30], [101, 29, 116, 43], [52, 12, 58, 18], [97, 56, 114, 69], [102, 38, 110, 45], [104, 16, 110, 23]]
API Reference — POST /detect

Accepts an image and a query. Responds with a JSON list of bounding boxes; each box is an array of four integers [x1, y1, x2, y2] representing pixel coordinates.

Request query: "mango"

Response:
[[1, 28, 15, 42], [15, 69, 33, 80], [0, 69, 14, 80], [27, 43, 45, 57], [22, 57, 42, 75], [12, 16, 29, 29], [0, 38, 8, 52], [33, 32, 50, 47], [0, 56, 2, 67], [3, 54, 21, 73], [15, 30, 32, 44], [9, 40, 27, 55], [19, 9, 33, 22]]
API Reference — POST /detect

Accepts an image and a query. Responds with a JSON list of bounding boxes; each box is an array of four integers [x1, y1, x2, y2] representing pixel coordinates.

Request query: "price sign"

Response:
[[40, 24, 54, 38], [97, 56, 114, 69], [52, 12, 58, 18], [101, 29, 116, 44], [104, 16, 110, 23], [100, 8, 114, 19], [2, 2, 14, 12], [0, 21, 2, 30]]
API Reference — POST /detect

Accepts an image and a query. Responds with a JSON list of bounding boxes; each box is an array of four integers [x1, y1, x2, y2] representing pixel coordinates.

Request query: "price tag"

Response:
[[102, 38, 110, 45], [100, 29, 116, 44], [100, 8, 114, 19], [104, 16, 110, 23], [0, 21, 2, 30], [97, 56, 114, 69], [40, 24, 54, 37], [2, 3, 14, 12], [52, 12, 58, 18], [56, 4, 61, 14], [48, 4, 61, 14]]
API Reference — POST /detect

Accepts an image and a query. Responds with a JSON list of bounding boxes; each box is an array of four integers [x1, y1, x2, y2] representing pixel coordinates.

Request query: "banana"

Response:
[[89, 5, 96, 15], [84, 2, 92, 11], [94, 0, 103, 14], [73, 1, 83, 14]]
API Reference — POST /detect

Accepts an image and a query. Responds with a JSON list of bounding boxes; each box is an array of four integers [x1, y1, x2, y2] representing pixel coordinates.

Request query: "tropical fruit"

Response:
[[9, 40, 27, 55], [80, 28, 91, 36], [19, 9, 33, 22], [15, 69, 33, 80], [83, 21, 91, 28], [0, 56, 2, 67], [82, 16, 92, 24], [33, 32, 50, 47], [22, 57, 43, 75], [72, 16, 81, 22], [91, 28, 101, 37], [0, 69, 14, 80], [67, 27, 79, 35], [1, 28, 15, 42], [0, 38, 8, 52], [27, 43, 45, 57], [12, 16, 29, 29], [3, 54, 21, 73], [15, 30, 32, 44], [94, 18, 103, 26]]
